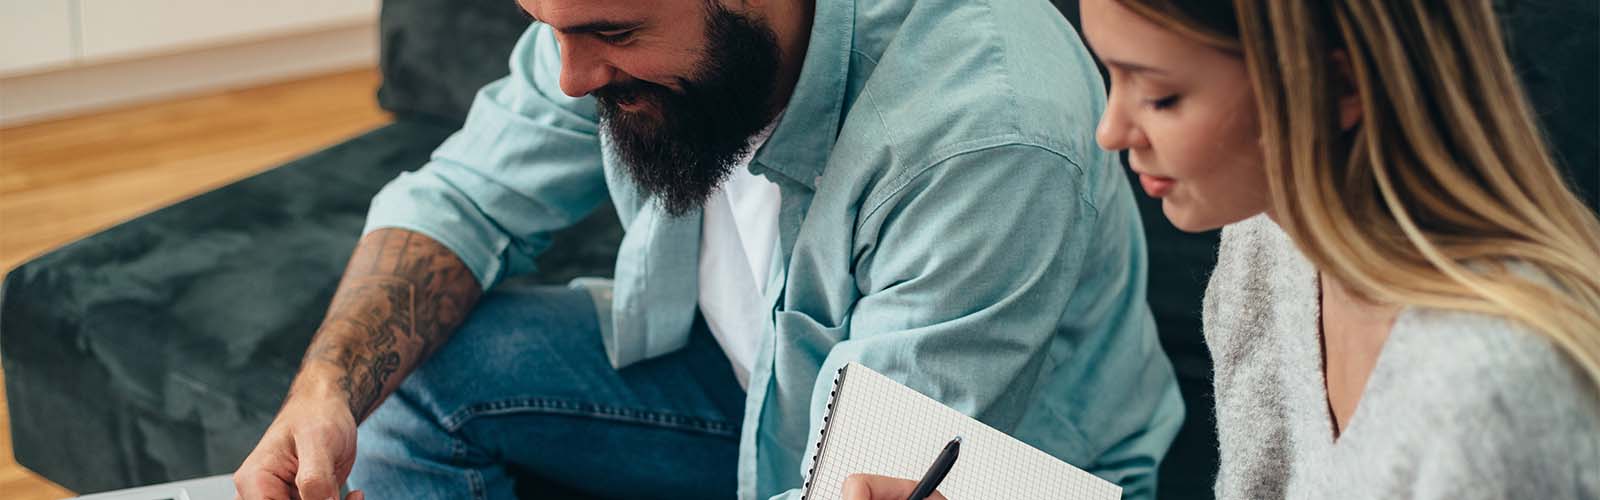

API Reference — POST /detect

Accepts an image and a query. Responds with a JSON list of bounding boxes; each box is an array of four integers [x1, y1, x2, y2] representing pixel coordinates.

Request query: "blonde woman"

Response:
[[844, 0, 1600, 498]]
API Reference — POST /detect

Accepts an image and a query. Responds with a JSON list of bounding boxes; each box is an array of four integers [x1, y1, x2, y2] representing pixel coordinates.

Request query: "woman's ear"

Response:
[[1332, 50, 1362, 131]]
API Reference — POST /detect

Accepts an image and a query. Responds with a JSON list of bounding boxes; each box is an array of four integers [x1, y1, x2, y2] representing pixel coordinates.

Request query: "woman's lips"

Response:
[[1137, 173, 1176, 198]]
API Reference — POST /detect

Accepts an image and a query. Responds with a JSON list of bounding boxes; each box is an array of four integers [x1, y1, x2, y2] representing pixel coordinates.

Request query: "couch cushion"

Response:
[[0, 119, 622, 493], [376, 0, 533, 125], [1, 121, 454, 493]]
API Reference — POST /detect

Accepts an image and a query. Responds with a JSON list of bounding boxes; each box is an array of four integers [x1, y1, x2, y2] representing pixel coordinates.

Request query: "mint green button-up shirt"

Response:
[[364, 0, 1183, 498]]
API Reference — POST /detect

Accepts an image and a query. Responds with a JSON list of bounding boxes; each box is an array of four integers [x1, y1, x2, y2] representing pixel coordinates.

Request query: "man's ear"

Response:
[[1332, 50, 1362, 132]]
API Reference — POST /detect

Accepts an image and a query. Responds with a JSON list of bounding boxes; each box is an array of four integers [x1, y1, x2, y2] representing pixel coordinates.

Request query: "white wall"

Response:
[[0, 0, 379, 126], [0, 1, 76, 75]]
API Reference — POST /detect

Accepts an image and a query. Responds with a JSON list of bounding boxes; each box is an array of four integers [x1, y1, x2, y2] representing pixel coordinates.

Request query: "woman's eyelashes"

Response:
[[1147, 94, 1180, 110]]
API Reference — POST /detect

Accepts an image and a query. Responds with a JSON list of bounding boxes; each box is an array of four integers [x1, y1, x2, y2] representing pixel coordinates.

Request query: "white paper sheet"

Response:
[[801, 363, 1123, 500]]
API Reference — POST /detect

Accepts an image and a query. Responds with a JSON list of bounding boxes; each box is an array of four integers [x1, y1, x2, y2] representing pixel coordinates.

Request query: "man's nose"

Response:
[[557, 39, 617, 98]]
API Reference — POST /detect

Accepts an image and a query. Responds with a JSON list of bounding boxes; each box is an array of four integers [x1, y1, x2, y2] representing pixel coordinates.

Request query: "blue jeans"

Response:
[[348, 284, 746, 499]]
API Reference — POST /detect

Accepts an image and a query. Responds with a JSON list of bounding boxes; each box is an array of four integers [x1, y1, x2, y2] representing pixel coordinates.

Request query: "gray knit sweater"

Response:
[[1202, 215, 1600, 499]]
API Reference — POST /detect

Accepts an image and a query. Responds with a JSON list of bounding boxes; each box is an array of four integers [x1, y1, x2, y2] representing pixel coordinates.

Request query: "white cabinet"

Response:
[[0, 0, 377, 125], [79, 0, 376, 61], [0, 0, 76, 74], [0, 0, 376, 72]]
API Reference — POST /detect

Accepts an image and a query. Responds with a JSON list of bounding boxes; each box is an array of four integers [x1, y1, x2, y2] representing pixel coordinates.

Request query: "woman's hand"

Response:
[[841, 474, 949, 500]]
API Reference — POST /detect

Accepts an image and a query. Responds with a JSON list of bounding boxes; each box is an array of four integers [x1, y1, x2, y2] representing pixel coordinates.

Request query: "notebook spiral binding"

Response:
[[800, 365, 851, 500]]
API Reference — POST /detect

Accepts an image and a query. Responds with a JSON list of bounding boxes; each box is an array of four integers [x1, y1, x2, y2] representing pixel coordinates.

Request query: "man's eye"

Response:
[[595, 31, 635, 44]]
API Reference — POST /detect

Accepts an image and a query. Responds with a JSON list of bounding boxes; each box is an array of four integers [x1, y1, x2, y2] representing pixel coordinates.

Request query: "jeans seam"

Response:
[[441, 397, 739, 438], [450, 436, 488, 500]]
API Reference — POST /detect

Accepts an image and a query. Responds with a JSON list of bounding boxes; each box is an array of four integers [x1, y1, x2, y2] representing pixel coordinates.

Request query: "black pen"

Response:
[[906, 436, 961, 500]]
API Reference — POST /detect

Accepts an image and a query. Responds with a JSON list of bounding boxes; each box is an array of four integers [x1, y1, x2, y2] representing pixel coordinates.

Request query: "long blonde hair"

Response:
[[1121, 0, 1600, 390]]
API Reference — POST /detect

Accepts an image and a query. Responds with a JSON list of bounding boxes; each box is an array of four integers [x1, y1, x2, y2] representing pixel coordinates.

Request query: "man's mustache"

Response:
[[593, 79, 680, 107]]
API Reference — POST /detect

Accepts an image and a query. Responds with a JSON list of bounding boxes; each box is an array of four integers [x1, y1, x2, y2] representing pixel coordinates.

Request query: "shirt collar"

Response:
[[749, 0, 854, 190]]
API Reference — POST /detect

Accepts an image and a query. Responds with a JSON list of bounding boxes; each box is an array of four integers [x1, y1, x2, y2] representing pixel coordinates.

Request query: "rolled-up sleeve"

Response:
[[364, 23, 608, 289]]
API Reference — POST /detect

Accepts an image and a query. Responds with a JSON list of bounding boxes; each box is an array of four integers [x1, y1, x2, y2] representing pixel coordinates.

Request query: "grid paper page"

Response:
[[801, 363, 1121, 500]]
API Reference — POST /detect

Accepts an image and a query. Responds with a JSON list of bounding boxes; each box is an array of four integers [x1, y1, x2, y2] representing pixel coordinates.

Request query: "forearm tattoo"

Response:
[[302, 229, 481, 421]]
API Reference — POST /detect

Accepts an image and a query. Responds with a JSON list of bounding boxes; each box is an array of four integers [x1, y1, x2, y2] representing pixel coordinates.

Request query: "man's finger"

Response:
[[345, 490, 365, 500], [292, 430, 339, 500], [234, 466, 295, 500]]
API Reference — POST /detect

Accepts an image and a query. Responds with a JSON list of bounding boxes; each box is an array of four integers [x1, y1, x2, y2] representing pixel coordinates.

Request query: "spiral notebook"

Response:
[[800, 363, 1122, 500]]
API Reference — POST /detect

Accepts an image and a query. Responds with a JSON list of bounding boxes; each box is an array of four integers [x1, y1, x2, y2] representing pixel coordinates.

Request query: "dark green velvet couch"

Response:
[[0, 0, 619, 494], [2, 0, 1593, 497]]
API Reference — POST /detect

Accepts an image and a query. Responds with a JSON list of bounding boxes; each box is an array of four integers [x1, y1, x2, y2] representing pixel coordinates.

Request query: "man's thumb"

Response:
[[292, 430, 340, 500]]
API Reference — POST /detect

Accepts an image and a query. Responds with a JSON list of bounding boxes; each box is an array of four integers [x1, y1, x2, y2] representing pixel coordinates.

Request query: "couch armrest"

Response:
[[0, 118, 621, 494]]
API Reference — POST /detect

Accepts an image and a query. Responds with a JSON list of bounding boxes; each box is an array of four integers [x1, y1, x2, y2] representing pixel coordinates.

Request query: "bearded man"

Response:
[[232, 0, 1182, 498]]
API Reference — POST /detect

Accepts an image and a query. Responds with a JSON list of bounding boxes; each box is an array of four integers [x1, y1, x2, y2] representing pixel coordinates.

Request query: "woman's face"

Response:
[[1080, 0, 1269, 232]]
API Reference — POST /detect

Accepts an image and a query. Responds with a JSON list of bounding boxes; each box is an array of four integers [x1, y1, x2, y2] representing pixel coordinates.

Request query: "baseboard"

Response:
[[0, 23, 377, 127]]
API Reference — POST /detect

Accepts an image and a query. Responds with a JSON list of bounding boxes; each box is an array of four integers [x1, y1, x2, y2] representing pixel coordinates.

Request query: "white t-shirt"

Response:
[[697, 126, 781, 389]]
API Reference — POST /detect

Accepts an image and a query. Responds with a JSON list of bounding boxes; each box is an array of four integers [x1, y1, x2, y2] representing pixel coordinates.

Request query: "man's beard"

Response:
[[593, 4, 783, 217]]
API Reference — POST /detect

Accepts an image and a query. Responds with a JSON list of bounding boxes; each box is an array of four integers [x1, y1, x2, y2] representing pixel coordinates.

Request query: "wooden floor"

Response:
[[0, 68, 390, 500]]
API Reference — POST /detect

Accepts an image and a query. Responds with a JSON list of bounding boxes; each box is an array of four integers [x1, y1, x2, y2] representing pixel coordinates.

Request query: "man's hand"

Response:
[[233, 387, 363, 500], [841, 474, 949, 500]]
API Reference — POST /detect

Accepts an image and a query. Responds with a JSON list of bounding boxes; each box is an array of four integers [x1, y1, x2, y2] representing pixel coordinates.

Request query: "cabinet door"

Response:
[[0, 0, 75, 75], [79, 0, 376, 61]]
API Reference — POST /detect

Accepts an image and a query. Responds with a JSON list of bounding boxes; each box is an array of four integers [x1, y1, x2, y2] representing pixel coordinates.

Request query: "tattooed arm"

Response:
[[234, 228, 481, 500], [298, 228, 482, 420]]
